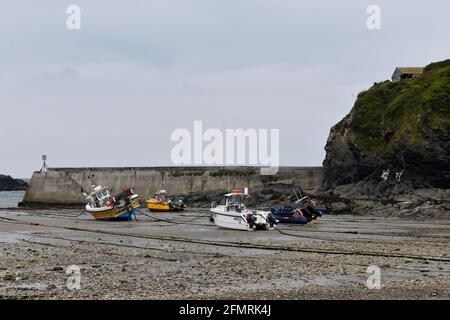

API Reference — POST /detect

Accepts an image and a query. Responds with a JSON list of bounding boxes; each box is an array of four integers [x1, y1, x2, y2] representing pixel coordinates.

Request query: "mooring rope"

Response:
[[136, 208, 211, 226], [0, 215, 448, 263]]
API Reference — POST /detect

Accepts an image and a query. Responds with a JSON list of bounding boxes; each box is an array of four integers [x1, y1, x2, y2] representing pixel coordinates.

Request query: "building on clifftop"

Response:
[[391, 67, 424, 82]]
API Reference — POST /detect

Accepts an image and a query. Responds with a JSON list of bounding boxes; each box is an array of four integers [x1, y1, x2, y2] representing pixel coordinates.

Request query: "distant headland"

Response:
[[0, 174, 28, 191]]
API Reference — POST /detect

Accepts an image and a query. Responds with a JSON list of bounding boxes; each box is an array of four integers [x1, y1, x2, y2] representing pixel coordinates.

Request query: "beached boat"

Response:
[[270, 195, 325, 224], [270, 205, 308, 224], [146, 190, 185, 212], [83, 185, 140, 221], [210, 189, 277, 231]]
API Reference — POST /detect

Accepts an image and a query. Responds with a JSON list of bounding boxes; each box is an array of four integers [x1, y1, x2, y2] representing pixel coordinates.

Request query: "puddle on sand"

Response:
[[0, 232, 31, 243]]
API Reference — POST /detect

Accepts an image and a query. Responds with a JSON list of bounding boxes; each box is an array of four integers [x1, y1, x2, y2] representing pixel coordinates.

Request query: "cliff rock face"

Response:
[[0, 175, 28, 191], [323, 59, 450, 198]]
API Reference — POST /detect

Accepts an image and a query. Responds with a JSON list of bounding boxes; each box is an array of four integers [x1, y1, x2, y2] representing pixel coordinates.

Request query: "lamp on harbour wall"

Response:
[[40, 155, 49, 172]]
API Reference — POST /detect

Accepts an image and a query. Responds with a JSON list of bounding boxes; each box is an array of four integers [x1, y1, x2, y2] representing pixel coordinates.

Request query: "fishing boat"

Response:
[[83, 185, 140, 221], [210, 188, 277, 231], [146, 190, 185, 212]]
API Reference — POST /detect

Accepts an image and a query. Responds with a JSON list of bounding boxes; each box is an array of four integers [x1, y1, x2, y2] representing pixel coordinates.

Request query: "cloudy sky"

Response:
[[1, 0, 449, 177]]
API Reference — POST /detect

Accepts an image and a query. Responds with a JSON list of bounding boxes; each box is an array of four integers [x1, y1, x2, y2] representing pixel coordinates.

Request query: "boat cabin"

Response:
[[217, 189, 250, 212], [86, 186, 113, 208], [153, 190, 168, 202]]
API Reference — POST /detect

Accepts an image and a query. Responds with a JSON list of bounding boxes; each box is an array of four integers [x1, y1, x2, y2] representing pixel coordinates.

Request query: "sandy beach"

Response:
[[0, 209, 449, 299]]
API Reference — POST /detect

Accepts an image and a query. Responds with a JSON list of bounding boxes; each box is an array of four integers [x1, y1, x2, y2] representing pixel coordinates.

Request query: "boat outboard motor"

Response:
[[267, 213, 277, 227], [304, 204, 319, 220], [168, 199, 175, 211], [245, 214, 255, 228], [301, 207, 313, 221]]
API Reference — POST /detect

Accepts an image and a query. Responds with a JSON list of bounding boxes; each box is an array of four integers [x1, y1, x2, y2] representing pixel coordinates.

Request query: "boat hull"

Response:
[[210, 207, 274, 231], [146, 200, 184, 212], [86, 198, 140, 221], [210, 208, 252, 230], [273, 214, 308, 224]]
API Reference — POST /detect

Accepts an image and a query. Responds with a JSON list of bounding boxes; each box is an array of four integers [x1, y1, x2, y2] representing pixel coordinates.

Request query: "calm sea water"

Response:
[[0, 191, 25, 208]]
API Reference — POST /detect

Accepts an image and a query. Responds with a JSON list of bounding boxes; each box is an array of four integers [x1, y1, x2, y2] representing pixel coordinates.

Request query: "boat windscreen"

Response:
[[227, 194, 248, 205], [219, 196, 227, 205]]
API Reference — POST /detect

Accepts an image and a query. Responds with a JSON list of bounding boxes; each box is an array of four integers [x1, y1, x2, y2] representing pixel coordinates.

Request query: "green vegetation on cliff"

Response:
[[324, 59, 450, 189], [351, 59, 450, 155]]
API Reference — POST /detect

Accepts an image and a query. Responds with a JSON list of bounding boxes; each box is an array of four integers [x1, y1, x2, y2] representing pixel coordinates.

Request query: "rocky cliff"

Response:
[[0, 175, 28, 191], [323, 59, 450, 206]]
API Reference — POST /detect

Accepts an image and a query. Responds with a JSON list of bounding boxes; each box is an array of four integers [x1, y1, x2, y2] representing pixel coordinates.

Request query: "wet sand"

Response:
[[0, 209, 449, 299]]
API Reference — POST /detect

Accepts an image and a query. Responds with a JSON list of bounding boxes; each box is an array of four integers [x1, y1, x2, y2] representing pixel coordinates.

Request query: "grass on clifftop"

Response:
[[350, 59, 450, 155]]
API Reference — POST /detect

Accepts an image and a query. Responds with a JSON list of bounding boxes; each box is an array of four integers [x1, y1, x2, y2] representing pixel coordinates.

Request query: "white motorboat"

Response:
[[209, 188, 277, 231]]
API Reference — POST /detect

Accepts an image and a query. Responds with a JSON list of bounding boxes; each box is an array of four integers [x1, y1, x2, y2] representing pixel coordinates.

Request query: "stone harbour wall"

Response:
[[21, 166, 324, 206]]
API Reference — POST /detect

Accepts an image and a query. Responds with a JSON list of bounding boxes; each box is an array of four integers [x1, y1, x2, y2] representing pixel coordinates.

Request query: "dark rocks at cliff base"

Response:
[[183, 184, 307, 209], [329, 201, 350, 213], [0, 175, 28, 191], [245, 184, 306, 208], [182, 183, 361, 216], [183, 189, 228, 208], [349, 199, 450, 220]]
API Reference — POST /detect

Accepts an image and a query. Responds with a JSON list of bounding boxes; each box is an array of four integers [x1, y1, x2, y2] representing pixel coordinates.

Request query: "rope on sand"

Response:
[[0, 216, 449, 263]]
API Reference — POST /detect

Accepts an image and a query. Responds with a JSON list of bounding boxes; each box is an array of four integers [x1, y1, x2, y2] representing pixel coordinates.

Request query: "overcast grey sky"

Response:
[[1, 0, 449, 177]]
